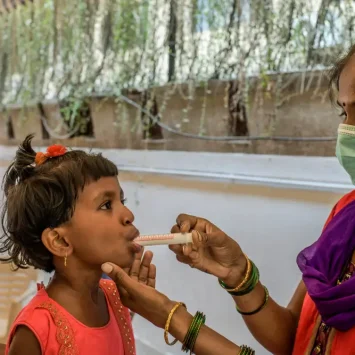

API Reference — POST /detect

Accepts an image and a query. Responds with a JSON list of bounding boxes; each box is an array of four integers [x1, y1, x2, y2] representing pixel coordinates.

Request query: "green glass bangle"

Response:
[[185, 314, 201, 351], [182, 312, 199, 351], [230, 265, 260, 296], [182, 313, 199, 351], [188, 313, 205, 354], [236, 286, 269, 316], [182, 311, 206, 353], [219, 261, 259, 297], [239, 345, 255, 354], [219, 261, 257, 290], [187, 312, 204, 352], [234, 268, 257, 294], [182, 314, 199, 352]]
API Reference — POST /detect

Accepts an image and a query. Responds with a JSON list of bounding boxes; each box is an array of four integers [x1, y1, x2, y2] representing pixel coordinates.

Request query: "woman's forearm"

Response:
[[169, 306, 241, 355], [232, 281, 306, 354]]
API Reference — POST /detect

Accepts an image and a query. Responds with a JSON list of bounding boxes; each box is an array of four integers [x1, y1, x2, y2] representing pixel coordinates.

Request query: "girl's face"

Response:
[[62, 176, 141, 269], [338, 54, 355, 125]]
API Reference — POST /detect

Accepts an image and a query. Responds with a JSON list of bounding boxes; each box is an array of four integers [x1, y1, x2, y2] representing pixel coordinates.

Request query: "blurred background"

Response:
[[0, 0, 354, 354]]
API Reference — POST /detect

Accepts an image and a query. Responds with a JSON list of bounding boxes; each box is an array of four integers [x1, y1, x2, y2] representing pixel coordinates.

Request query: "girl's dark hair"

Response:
[[329, 45, 355, 104], [0, 135, 118, 272]]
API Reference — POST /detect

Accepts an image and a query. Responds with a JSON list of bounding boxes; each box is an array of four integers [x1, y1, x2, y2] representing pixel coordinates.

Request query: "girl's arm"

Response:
[[8, 326, 41, 355]]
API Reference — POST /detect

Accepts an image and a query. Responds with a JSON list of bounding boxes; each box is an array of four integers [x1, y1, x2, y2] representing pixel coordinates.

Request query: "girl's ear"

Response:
[[41, 228, 73, 258]]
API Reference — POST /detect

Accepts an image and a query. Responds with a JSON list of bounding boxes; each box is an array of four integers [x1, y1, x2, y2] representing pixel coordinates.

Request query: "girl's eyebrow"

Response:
[[92, 190, 116, 203]]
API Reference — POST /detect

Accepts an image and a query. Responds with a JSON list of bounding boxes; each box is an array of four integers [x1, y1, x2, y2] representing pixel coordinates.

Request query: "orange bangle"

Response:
[[223, 254, 252, 292], [164, 302, 187, 346]]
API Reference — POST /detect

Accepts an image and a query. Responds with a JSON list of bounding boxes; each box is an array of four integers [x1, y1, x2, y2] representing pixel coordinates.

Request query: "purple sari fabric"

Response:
[[297, 199, 355, 331]]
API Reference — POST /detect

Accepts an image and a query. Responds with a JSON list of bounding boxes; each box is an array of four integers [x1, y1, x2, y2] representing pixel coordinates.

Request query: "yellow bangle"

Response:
[[164, 302, 187, 346], [223, 254, 252, 292]]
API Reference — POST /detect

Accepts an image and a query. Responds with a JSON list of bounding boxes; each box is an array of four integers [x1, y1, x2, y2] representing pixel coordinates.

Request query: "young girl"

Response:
[[0, 135, 155, 355]]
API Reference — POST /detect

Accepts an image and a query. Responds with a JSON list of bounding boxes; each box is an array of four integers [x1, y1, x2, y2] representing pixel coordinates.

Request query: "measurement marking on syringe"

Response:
[[135, 234, 175, 241]]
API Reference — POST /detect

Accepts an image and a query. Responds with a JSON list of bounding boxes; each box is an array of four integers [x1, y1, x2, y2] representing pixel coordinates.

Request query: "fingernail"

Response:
[[183, 245, 186, 254], [101, 263, 113, 274], [197, 231, 203, 242]]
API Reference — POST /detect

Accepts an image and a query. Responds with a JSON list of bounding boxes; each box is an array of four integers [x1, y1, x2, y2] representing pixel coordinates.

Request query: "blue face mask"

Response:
[[336, 124, 355, 184]]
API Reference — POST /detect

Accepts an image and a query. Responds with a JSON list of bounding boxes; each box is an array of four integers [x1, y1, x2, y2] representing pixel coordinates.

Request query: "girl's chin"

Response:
[[112, 253, 136, 268], [104, 243, 142, 268]]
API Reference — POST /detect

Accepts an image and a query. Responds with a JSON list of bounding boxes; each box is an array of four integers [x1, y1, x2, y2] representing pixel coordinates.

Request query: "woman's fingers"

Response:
[[169, 243, 184, 255], [129, 248, 144, 281], [176, 252, 210, 273], [170, 242, 197, 256], [170, 224, 180, 233], [176, 214, 198, 232], [183, 243, 194, 256], [176, 254, 193, 265], [138, 251, 154, 284], [147, 264, 156, 288], [187, 250, 199, 261], [102, 263, 136, 307]]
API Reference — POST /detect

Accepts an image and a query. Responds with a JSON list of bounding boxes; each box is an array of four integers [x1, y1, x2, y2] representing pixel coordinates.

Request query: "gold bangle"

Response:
[[164, 302, 187, 346], [223, 254, 251, 292]]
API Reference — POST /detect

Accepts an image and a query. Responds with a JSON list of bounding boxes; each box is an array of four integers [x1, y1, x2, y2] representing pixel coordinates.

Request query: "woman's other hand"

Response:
[[102, 261, 173, 328], [124, 248, 156, 288], [123, 248, 156, 320]]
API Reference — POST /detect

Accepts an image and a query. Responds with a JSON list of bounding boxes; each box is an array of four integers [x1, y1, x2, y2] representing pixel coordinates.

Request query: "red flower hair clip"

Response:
[[35, 144, 67, 166]]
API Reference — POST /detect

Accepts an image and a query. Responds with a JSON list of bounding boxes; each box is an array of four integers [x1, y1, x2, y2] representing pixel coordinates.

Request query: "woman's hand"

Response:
[[101, 261, 174, 329], [123, 248, 156, 320], [124, 248, 156, 288], [170, 214, 247, 287], [102, 261, 242, 355]]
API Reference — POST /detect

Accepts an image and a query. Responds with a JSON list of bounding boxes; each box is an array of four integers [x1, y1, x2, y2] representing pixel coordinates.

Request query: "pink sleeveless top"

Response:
[[5, 279, 136, 355]]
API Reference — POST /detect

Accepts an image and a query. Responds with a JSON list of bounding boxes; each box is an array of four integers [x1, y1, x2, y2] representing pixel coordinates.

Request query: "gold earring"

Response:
[[64, 252, 67, 267]]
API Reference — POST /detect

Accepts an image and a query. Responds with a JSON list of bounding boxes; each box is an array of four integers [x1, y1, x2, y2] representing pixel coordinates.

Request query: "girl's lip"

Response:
[[130, 242, 143, 253], [128, 229, 140, 241]]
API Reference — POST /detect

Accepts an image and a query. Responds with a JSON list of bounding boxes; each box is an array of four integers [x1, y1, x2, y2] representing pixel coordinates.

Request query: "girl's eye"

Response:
[[121, 198, 127, 205], [100, 201, 112, 210]]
